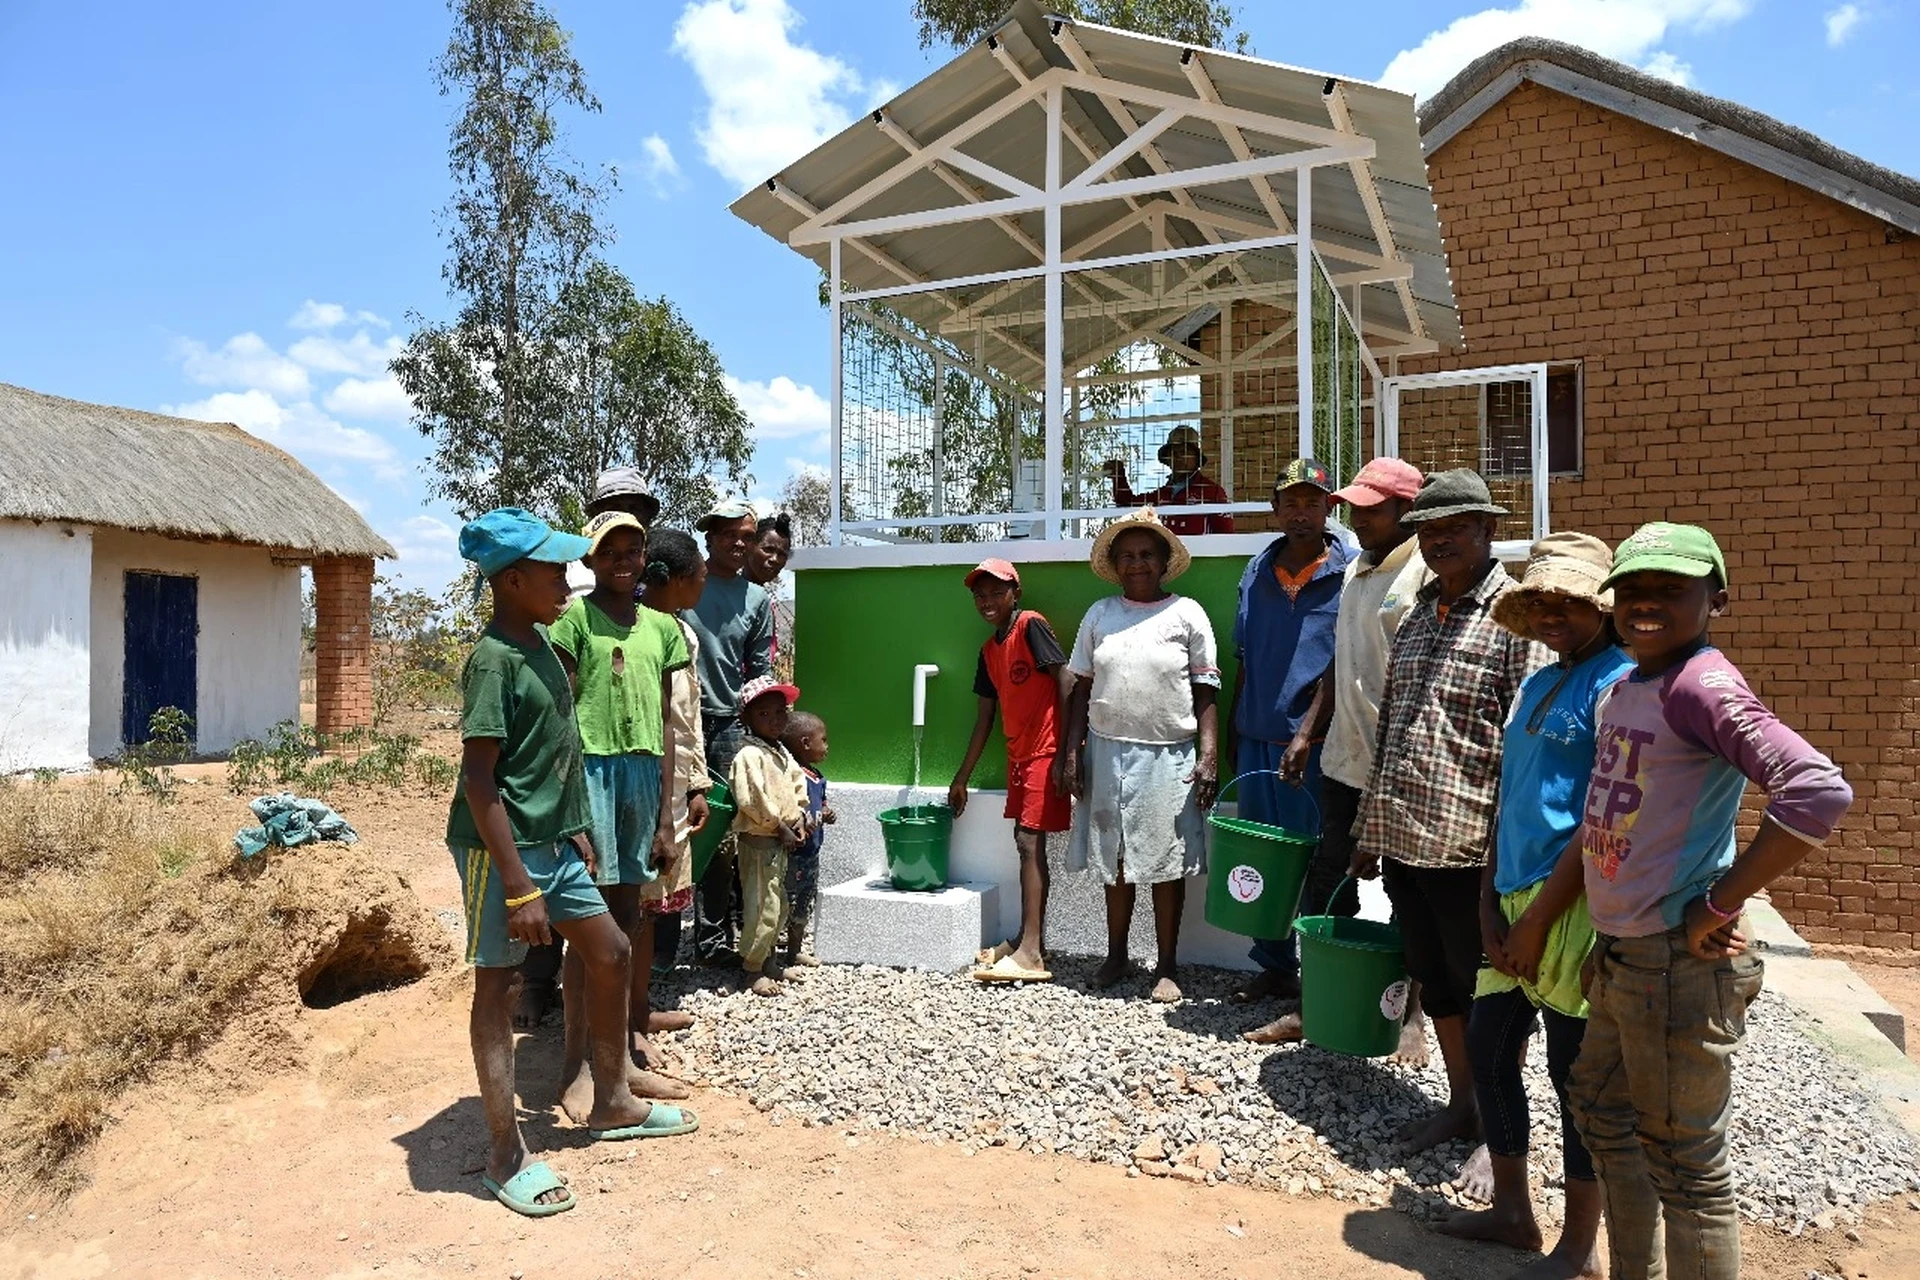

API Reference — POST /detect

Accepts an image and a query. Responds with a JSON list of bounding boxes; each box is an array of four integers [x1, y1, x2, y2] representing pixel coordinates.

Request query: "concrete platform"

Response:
[[815, 876, 1001, 973]]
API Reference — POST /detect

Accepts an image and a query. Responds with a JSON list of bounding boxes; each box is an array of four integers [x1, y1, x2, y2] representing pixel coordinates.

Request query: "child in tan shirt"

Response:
[[729, 675, 810, 996]]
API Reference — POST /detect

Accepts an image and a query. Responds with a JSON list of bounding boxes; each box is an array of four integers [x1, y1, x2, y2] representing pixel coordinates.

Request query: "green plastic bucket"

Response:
[[877, 805, 953, 892], [1203, 771, 1320, 938], [1295, 881, 1408, 1057], [690, 779, 734, 883]]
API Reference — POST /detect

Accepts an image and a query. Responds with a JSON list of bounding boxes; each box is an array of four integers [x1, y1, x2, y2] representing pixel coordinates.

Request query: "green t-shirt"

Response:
[[446, 626, 593, 849], [547, 597, 689, 757]]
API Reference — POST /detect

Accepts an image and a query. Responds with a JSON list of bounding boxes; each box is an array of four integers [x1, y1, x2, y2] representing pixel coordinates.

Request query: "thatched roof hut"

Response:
[[0, 381, 394, 559]]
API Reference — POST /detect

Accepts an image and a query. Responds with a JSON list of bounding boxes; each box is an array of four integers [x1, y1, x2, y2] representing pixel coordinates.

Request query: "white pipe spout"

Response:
[[911, 663, 940, 728]]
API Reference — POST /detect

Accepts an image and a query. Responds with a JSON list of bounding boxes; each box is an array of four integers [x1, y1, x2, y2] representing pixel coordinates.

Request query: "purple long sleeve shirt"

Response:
[[1579, 646, 1852, 938]]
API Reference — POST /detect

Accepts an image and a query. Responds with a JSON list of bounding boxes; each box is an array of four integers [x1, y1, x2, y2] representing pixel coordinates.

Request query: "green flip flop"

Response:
[[590, 1104, 701, 1142], [481, 1160, 575, 1217]]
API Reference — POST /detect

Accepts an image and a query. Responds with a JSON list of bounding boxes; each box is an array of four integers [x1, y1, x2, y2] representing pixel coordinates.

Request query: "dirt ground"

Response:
[[1846, 960, 1920, 1066], [4, 765, 1918, 1280]]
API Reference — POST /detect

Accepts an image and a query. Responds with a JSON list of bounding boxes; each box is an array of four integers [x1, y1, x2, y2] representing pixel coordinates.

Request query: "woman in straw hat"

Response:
[[1051, 509, 1221, 1003], [1437, 532, 1630, 1278]]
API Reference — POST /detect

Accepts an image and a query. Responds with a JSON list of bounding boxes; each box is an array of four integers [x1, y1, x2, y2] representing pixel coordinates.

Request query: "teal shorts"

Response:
[[583, 752, 664, 888], [449, 839, 608, 968]]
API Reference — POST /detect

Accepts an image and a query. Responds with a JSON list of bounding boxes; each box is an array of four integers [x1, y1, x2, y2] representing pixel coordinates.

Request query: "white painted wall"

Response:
[[89, 529, 302, 758], [0, 521, 94, 772]]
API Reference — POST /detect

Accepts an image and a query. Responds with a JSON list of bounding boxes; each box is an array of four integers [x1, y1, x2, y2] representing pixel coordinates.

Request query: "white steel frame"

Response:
[[1379, 363, 1552, 558], [810, 37, 1423, 544]]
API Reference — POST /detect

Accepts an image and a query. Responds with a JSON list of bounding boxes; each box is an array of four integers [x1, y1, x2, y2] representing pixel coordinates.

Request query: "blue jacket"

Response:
[[1233, 532, 1354, 744]]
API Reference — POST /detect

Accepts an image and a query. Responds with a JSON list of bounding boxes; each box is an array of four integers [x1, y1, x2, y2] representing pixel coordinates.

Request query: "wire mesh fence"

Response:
[[1389, 378, 1538, 540]]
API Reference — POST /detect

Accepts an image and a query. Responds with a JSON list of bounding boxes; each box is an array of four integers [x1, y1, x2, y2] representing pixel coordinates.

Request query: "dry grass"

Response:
[[0, 777, 296, 1190]]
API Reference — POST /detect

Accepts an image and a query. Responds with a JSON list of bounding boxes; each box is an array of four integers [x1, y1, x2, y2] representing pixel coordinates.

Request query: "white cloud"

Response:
[[639, 133, 685, 197], [323, 374, 413, 422], [289, 299, 388, 331], [1639, 50, 1694, 85], [1378, 0, 1754, 100], [1825, 4, 1863, 46], [381, 514, 465, 592], [162, 389, 401, 473], [174, 332, 311, 399], [725, 373, 829, 442], [672, 0, 897, 190], [289, 329, 405, 378]]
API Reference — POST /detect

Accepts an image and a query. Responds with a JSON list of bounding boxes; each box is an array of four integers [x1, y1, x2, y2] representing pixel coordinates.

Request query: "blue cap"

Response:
[[458, 508, 593, 579]]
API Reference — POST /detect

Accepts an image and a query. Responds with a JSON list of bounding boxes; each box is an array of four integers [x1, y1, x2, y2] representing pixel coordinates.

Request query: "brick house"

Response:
[[0, 382, 391, 769], [1208, 41, 1918, 947]]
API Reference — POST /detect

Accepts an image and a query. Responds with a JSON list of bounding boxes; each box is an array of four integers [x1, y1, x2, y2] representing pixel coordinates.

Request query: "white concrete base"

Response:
[[815, 876, 1001, 973]]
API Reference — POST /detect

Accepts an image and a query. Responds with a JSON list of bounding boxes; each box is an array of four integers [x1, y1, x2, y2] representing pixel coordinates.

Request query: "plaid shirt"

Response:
[[1356, 562, 1551, 870]]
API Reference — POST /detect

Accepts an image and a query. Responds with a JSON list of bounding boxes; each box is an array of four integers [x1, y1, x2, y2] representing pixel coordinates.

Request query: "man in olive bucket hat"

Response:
[[1350, 469, 1551, 1197], [1103, 425, 1236, 536]]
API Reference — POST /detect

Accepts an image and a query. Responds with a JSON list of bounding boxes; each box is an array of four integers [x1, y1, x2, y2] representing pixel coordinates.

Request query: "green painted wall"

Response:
[[793, 555, 1252, 787]]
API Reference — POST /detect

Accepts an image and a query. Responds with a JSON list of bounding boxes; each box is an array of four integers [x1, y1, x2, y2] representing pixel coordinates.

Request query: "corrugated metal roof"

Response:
[[730, 0, 1460, 359]]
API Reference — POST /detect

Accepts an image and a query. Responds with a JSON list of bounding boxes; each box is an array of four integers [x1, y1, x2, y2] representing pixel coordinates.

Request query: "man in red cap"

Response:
[[949, 558, 1071, 982], [1244, 456, 1434, 1049]]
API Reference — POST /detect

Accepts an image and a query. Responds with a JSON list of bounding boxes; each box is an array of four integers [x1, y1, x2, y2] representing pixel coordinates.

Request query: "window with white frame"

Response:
[[1481, 363, 1582, 479]]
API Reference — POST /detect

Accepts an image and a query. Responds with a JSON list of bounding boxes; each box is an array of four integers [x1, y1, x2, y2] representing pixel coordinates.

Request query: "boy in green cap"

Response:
[[1543, 521, 1852, 1279], [449, 508, 698, 1218]]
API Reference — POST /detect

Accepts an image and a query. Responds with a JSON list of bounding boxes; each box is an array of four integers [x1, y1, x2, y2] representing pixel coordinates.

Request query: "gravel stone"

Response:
[[661, 958, 1920, 1231]]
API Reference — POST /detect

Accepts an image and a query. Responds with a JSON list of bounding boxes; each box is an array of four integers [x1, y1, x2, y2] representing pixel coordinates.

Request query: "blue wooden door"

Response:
[[122, 571, 198, 746]]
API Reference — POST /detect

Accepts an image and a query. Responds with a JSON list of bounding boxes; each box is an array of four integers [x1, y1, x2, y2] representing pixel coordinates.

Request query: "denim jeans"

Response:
[[1567, 927, 1764, 1280], [1469, 984, 1593, 1181]]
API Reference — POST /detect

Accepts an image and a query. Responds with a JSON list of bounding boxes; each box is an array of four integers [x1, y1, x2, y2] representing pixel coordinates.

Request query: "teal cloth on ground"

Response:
[[234, 792, 360, 857]]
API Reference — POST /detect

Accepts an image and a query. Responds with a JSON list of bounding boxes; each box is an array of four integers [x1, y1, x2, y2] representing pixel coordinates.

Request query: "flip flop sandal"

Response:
[[591, 1104, 701, 1142], [481, 1160, 575, 1217], [973, 954, 1053, 984], [976, 940, 1015, 966]]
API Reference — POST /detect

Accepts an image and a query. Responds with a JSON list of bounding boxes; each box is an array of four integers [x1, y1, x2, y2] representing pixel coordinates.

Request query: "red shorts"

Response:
[[1004, 755, 1071, 833]]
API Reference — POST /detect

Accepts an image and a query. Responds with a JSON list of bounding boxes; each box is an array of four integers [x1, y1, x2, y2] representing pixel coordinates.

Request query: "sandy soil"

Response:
[[5, 769, 1917, 1280], [1849, 960, 1920, 1065]]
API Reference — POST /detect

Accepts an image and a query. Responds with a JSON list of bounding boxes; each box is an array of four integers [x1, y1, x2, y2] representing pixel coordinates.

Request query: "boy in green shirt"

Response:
[[449, 509, 697, 1219]]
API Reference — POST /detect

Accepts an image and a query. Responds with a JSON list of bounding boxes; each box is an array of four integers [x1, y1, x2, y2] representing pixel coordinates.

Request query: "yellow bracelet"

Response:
[[504, 889, 544, 909]]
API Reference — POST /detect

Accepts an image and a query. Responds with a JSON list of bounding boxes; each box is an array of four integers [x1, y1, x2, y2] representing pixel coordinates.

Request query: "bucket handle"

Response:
[[1211, 768, 1321, 830]]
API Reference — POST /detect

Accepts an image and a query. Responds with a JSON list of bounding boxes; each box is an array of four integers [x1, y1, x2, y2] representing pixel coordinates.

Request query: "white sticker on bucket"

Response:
[[1379, 979, 1411, 1022], [1226, 865, 1264, 903]]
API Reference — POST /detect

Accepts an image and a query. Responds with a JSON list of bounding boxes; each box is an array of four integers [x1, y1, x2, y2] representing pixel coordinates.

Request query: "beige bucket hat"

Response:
[[1090, 507, 1192, 585], [1492, 531, 1615, 640]]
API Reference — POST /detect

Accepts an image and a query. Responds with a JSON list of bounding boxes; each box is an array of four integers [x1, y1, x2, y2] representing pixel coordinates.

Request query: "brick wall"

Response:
[[312, 556, 375, 734], [1408, 82, 1920, 947]]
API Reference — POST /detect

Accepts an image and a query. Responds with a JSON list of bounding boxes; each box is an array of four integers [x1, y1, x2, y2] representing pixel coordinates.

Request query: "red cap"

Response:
[[1331, 457, 1423, 506], [964, 557, 1020, 588]]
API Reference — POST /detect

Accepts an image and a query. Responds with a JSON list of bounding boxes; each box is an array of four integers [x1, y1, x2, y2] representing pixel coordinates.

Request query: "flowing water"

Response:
[[908, 724, 926, 816]]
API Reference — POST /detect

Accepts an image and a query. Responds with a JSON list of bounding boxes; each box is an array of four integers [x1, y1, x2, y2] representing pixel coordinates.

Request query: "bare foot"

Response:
[[1242, 1012, 1304, 1045], [1092, 956, 1129, 989], [512, 979, 554, 1031], [487, 1147, 570, 1207], [558, 1060, 596, 1126], [748, 975, 782, 997], [1391, 1016, 1431, 1068], [1451, 1144, 1496, 1203], [784, 951, 822, 968], [1231, 969, 1299, 1003], [1437, 1201, 1544, 1252], [1398, 1101, 1477, 1154], [1150, 976, 1182, 1004], [584, 1089, 658, 1133], [1009, 947, 1046, 974], [1511, 1247, 1603, 1279], [627, 1066, 693, 1100], [647, 1009, 694, 1033]]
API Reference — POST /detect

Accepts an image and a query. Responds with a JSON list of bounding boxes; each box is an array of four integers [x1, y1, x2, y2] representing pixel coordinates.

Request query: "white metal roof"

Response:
[[730, 0, 1461, 356]]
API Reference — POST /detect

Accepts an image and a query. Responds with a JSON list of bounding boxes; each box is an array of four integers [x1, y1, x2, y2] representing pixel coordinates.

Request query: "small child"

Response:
[[729, 675, 809, 996], [780, 710, 834, 968], [638, 528, 711, 989], [547, 511, 690, 1111], [1564, 523, 1852, 1280], [948, 558, 1069, 983], [447, 509, 696, 1220]]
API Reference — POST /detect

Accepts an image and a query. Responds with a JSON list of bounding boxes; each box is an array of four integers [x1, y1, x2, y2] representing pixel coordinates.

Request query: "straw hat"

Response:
[[1492, 532, 1615, 640], [1090, 507, 1192, 585]]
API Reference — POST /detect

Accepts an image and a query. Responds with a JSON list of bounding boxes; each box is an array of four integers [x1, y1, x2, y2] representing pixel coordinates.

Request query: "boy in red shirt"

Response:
[[948, 559, 1071, 983]]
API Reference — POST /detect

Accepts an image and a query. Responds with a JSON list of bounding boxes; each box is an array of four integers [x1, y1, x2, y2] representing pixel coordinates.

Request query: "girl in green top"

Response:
[[548, 510, 692, 1113]]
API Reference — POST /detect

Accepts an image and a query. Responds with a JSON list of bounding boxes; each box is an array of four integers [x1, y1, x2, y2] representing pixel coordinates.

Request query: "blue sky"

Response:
[[2, 0, 1913, 589]]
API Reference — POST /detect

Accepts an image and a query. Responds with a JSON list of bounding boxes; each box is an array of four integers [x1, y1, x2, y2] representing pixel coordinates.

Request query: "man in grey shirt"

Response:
[[684, 499, 774, 963]]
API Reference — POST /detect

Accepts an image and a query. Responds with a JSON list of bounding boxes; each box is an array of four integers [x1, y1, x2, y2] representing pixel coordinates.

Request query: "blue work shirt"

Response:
[[1232, 532, 1353, 745]]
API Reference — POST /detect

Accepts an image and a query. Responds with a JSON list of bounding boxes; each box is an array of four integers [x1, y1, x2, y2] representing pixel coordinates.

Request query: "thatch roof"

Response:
[[0, 382, 395, 559]]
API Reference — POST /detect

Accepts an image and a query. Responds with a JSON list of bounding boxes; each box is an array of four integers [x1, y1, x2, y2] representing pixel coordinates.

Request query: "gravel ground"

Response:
[[662, 958, 1920, 1231]]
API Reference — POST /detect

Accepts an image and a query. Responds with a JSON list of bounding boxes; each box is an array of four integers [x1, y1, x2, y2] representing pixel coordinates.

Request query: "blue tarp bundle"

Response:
[[234, 793, 360, 858]]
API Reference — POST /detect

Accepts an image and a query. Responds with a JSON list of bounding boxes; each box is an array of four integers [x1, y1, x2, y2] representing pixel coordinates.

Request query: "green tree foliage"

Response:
[[394, 0, 608, 519], [547, 260, 753, 529], [913, 0, 1248, 51], [779, 468, 832, 548]]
